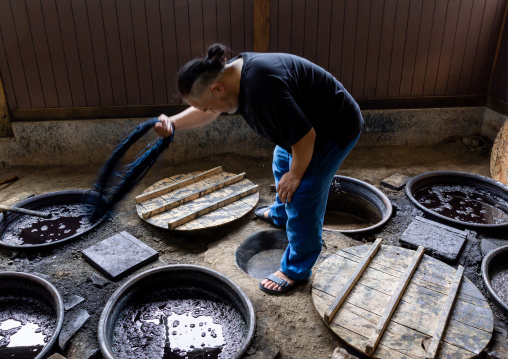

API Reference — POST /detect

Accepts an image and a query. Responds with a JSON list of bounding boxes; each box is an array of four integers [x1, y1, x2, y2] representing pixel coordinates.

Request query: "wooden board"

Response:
[[136, 168, 259, 231], [312, 244, 494, 359], [491, 119, 508, 185]]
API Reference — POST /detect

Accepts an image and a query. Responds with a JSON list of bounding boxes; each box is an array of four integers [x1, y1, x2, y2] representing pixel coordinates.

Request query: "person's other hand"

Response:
[[277, 172, 301, 204], [154, 114, 174, 137]]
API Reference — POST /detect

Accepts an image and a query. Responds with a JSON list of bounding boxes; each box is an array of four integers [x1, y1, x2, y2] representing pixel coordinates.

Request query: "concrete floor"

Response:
[[0, 143, 507, 359]]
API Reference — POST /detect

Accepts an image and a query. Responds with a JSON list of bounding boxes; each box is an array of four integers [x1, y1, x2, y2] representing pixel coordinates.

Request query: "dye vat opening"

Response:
[[98, 265, 255, 359], [406, 171, 508, 229], [324, 176, 392, 233], [0, 272, 64, 359], [482, 244, 508, 313], [0, 190, 106, 249], [235, 229, 288, 279]]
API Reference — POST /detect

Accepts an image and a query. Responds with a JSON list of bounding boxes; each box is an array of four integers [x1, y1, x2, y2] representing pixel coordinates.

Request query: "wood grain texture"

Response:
[[366, 246, 425, 354], [137, 170, 259, 231], [312, 244, 493, 358], [324, 238, 382, 324]]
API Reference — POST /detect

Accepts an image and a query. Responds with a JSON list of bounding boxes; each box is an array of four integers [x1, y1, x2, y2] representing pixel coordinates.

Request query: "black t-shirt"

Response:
[[234, 52, 364, 153]]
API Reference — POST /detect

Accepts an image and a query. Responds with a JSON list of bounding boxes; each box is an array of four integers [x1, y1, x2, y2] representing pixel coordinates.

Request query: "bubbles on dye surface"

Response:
[[415, 185, 508, 225], [112, 287, 247, 359], [1, 203, 96, 245]]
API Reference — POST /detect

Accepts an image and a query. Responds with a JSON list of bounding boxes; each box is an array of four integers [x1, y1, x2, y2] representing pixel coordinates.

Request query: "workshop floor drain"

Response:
[[324, 175, 392, 233], [236, 229, 288, 279]]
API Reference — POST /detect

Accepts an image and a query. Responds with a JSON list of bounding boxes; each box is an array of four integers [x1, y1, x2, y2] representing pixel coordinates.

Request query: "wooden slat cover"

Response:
[[325, 238, 382, 323], [312, 244, 493, 358], [140, 172, 245, 219], [426, 266, 464, 358], [366, 246, 425, 354], [136, 166, 223, 203], [137, 170, 259, 231]]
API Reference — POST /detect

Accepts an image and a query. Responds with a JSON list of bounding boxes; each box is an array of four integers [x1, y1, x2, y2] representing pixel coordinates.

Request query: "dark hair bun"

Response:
[[206, 43, 227, 68]]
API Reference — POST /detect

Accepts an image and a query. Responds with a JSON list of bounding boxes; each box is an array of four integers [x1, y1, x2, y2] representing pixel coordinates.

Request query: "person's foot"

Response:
[[260, 270, 294, 291]]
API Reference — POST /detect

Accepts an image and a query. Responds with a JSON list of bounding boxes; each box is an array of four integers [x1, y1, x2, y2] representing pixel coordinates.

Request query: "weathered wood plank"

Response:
[[426, 266, 464, 358], [140, 172, 245, 219], [314, 288, 487, 357], [325, 238, 382, 323], [366, 246, 425, 354], [168, 184, 259, 229], [136, 167, 223, 203]]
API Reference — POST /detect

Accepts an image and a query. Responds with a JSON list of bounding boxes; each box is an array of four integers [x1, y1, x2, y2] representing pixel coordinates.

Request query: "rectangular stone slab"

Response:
[[400, 216, 468, 263], [82, 231, 158, 280]]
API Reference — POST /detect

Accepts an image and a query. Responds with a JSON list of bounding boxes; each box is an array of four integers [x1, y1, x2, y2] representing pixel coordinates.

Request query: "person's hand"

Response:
[[154, 114, 174, 137], [277, 172, 301, 204]]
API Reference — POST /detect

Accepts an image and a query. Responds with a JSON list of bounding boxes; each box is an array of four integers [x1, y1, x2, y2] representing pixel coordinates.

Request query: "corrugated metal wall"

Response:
[[0, 0, 506, 112]]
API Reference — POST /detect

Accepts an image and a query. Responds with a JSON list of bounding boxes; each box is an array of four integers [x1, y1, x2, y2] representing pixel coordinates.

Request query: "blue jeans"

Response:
[[270, 134, 360, 280]]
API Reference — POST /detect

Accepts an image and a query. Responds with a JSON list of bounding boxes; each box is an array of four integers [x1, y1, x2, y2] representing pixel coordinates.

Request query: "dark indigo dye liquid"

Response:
[[414, 184, 508, 225]]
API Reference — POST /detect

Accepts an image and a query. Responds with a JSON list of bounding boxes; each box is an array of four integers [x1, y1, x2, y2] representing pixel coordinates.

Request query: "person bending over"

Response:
[[155, 43, 363, 295]]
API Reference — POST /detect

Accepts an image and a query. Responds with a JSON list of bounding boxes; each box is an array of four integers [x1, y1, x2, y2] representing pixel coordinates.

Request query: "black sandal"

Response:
[[259, 274, 301, 295], [254, 205, 272, 220]]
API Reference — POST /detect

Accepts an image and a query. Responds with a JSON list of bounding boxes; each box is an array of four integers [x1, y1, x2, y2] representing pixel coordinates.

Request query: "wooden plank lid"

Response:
[[312, 243, 494, 358], [136, 167, 259, 231]]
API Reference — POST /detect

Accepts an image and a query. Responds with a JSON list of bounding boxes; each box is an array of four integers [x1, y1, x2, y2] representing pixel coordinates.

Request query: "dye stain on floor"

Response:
[[1, 203, 96, 246], [0, 296, 56, 359], [112, 287, 247, 359], [414, 185, 508, 225]]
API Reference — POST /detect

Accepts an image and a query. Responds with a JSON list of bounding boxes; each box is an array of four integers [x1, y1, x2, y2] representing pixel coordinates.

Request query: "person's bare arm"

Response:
[[154, 107, 220, 137], [276, 128, 316, 203]]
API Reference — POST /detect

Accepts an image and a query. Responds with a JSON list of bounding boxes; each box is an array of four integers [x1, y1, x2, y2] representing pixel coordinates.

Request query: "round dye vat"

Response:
[[482, 245, 508, 313], [407, 171, 508, 229], [0, 190, 105, 249], [236, 229, 288, 279], [112, 288, 245, 359], [99, 265, 255, 359], [0, 272, 64, 359], [2, 203, 95, 246], [413, 185, 508, 225], [324, 176, 392, 234], [0, 297, 56, 358]]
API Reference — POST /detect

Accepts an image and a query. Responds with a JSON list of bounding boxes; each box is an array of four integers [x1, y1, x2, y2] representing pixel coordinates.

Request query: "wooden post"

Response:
[[0, 74, 14, 138], [254, 0, 270, 52]]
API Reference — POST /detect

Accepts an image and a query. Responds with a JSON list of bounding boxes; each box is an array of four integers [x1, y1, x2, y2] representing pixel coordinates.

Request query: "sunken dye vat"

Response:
[[0, 190, 106, 249], [0, 272, 64, 359], [407, 171, 508, 229], [324, 175, 392, 233], [112, 287, 246, 359], [98, 265, 255, 359], [0, 297, 56, 358]]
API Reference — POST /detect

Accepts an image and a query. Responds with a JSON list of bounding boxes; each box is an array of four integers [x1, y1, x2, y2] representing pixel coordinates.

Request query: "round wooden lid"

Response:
[[136, 167, 259, 231], [491, 120, 508, 185], [312, 243, 493, 358]]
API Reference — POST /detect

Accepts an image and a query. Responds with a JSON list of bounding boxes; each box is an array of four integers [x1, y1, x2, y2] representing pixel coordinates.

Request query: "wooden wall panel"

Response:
[[56, 0, 87, 107], [25, 0, 59, 108], [146, 0, 169, 105], [102, 0, 128, 106], [11, 1, 45, 108], [0, 0, 30, 108], [0, 0, 506, 113], [40, 0, 74, 107], [490, 1, 508, 102], [363, 0, 384, 99]]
